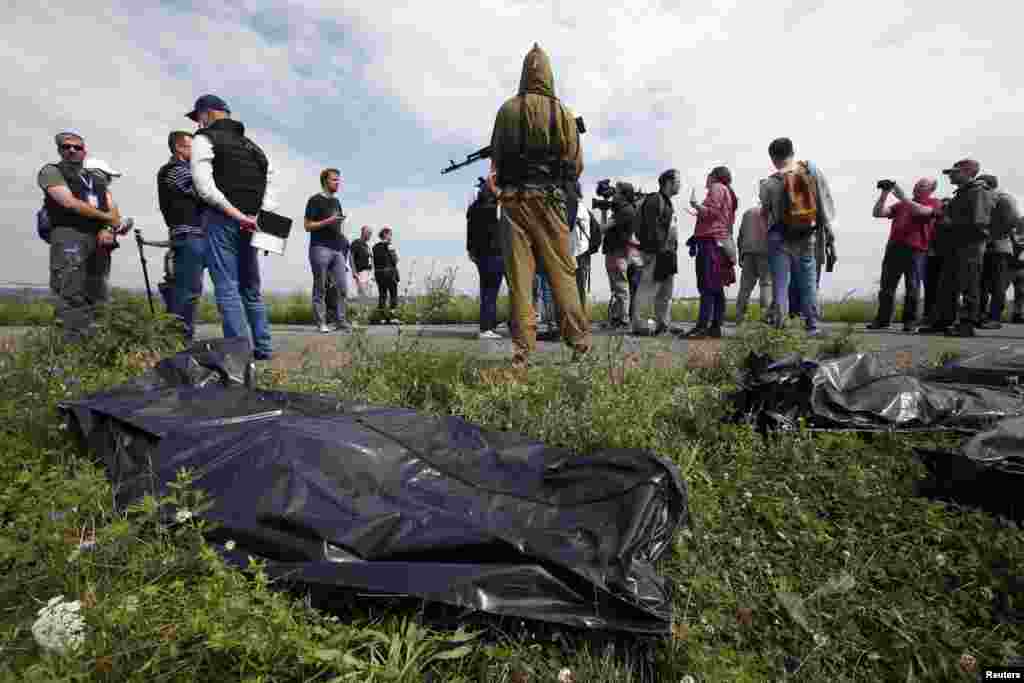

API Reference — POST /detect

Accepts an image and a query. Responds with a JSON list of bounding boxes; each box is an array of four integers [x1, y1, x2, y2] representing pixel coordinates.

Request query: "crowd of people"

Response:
[[38, 94, 404, 360], [36, 45, 1022, 365]]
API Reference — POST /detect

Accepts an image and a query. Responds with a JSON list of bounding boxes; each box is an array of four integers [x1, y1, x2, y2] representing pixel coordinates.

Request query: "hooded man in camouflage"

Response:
[[487, 43, 591, 365]]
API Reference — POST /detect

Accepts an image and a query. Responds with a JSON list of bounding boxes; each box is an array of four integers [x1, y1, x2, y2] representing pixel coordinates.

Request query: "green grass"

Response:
[[0, 308, 1020, 681], [0, 289, 907, 327]]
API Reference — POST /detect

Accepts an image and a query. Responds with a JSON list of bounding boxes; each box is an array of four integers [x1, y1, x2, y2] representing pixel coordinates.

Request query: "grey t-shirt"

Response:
[[759, 161, 834, 246]]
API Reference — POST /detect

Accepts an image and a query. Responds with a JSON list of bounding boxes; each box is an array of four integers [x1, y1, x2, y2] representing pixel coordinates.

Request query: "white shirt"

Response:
[[191, 132, 279, 215]]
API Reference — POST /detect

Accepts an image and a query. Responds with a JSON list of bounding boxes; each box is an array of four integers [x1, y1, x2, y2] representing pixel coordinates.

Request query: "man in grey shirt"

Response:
[[760, 137, 835, 336]]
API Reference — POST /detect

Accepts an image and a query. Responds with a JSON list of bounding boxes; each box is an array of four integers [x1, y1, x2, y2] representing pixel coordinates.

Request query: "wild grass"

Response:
[[0, 302, 1020, 681]]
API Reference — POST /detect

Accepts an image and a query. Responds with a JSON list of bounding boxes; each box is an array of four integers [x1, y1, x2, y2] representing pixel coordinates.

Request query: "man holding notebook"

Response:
[[188, 94, 278, 360]]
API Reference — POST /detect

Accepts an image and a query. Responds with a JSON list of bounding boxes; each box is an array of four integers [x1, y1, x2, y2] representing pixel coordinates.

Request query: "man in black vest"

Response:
[[188, 94, 277, 360], [372, 227, 400, 321], [38, 130, 122, 340], [158, 131, 205, 342]]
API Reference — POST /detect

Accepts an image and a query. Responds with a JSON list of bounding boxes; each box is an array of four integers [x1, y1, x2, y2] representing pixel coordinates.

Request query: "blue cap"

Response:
[[186, 94, 230, 121]]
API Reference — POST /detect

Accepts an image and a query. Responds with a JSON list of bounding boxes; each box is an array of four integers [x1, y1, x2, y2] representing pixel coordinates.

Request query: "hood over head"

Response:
[[517, 43, 555, 98]]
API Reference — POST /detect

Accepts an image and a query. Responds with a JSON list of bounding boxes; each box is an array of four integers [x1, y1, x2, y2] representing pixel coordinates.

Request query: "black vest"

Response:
[[41, 161, 109, 233], [195, 119, 268, 215], [157, 160, 200, 229]]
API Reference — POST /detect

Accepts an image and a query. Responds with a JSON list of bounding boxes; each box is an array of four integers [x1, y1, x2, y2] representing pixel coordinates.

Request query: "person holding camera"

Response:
[[866, 177, 942, 332], [486, 43, 589, 366], [919, 159, 994, 337], [976, 174, 1019, 328], [305, 168, 352, 333], [630, 169, 680, 336], [38, 130, 123, 341], [600, 181, 639, 329]]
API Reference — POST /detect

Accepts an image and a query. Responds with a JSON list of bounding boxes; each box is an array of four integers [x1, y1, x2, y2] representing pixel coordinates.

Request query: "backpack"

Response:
[[780, 161, 819, 240], [631, 192, 664, 250], [37, 206, 52, 244]]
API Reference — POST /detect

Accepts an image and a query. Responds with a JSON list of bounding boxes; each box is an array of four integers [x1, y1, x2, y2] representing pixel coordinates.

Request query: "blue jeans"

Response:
[[476, 254, 505, 332], [203, 210, 272, 357], [768, 228, 818, 330], [310, 245, 347, 326], [533, 269, 556, 325], [172, 235, 207, 341]]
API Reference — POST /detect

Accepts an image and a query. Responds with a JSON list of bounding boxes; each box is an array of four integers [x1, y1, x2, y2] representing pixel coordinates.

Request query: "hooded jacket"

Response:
[[489, 44, 583, 187]]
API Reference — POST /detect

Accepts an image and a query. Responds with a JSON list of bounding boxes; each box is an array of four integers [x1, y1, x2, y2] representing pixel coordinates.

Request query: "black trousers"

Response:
[[376, 273, 398, 309], [935, 242, 985, 326], [923, 253, 944, 323], [979, 251, 1012, 322], [874, 241, 926, 324]]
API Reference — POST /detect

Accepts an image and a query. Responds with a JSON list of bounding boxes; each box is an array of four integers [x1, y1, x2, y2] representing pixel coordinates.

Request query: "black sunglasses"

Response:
[[60, 144, 85, 152]]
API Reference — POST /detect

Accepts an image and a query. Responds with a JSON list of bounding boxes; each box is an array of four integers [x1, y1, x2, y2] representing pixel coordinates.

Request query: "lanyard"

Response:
[[80, 172, 95, 194]]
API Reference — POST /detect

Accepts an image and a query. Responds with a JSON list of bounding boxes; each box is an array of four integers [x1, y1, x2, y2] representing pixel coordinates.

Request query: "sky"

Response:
[[3, 0, 1021, 302]]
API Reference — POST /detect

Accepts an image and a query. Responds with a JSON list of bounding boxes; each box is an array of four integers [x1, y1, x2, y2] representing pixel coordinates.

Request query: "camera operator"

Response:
[[597, 181, 637, 328], [38, 131, 123, 341], [976, 174, 1019, 328], [866, 177, 942, 332]]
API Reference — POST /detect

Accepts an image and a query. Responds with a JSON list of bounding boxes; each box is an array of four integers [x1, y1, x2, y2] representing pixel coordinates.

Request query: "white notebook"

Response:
[[251, 230, 287, 255]]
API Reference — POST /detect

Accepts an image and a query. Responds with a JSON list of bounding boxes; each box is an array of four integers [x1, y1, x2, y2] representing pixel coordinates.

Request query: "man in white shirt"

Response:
[[187, 94, 278, 360]]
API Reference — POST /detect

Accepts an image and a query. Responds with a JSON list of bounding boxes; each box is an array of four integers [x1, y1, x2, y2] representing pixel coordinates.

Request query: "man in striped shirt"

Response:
[[157, 131, 205, 342]]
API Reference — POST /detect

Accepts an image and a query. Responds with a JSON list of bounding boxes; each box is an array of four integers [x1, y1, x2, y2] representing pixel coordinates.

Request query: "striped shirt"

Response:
[[160, 158, 203, 239]]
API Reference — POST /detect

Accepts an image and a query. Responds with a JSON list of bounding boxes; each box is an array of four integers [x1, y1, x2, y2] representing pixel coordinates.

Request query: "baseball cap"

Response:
[[186, 94, 230, 121], [83, 158, 122, 178], [941, 159, 980, 176]]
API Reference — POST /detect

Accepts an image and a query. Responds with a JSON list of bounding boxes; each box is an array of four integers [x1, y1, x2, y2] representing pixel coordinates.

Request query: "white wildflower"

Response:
[[557, 667, 575, 683], [743, 491, 752, 499], [224, 540, 236, 551], [31, 596, 85, 653], [681, 676, 696, 683], [935, 553, 946, 567], [174, 509, 193, 524], [123, 595, 139, 613], [813, 632, 829, 647]]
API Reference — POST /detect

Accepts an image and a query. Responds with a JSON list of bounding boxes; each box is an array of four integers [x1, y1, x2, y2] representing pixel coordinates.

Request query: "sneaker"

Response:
[[253, 351, 273, 361], [902, 322, 916, 333], [537, 328, 561, 342], [1012, 314, 1024, 325], [917, 324, 950, 335], [478, 330, 502, 340], [389, 318, 402, 324], [865, 321, 890, 330], [680, 326, 709, 339], [335, 321, 353, 333], [318, 323, 331, 333], [806, 328, 824, 338], [978, 320, 1003, 330], [707, 325, 723, 339]]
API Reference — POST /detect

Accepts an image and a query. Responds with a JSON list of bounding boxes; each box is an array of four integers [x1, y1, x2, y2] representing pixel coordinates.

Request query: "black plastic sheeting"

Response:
[[730, 346, 1024, 519], [60, 338, 688, 635]]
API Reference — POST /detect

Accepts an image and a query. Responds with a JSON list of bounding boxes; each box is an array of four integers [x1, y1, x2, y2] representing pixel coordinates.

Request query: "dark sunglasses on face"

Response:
[[60, 144, 85, 151]]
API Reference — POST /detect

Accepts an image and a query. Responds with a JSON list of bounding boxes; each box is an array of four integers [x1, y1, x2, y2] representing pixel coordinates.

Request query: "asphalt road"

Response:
[[4, 320, 1022, 366]]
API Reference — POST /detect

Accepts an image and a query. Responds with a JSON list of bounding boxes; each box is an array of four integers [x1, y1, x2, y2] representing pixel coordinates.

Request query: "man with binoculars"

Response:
[[867, 177, 943, 331]]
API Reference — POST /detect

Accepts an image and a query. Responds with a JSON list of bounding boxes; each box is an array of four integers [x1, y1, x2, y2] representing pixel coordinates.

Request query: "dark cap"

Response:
[[186, 94, 230, 122], [977, 173, 998, 189], [941, 159, 980, 177]]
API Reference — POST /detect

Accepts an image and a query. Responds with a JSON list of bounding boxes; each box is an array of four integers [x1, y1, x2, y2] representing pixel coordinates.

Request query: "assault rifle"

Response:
[[440, 115, 586, 175]]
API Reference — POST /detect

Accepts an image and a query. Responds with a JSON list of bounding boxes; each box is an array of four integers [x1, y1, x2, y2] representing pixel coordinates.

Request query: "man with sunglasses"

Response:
[[188, 94, 277, 360], [38, 131, 122, 340]]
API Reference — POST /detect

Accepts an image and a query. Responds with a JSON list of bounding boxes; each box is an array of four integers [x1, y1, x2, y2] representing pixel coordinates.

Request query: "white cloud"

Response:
[[6, 0, 1024, 307]]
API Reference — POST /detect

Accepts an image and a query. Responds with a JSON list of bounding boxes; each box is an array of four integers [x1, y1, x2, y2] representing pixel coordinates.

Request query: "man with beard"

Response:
[[38, 130, 122, 340], [486, 43, 590, 366]]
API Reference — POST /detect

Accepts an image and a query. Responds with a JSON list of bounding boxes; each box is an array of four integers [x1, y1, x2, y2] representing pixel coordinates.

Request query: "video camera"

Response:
[[592, 179, 615, 212]]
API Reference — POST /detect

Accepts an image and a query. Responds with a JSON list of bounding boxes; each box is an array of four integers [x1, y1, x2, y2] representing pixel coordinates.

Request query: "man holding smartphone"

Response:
[[304, 168, 352, 332]]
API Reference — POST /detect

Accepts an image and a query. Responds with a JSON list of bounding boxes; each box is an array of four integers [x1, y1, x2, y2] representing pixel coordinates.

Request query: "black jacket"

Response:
[[638, 191, 674, 253], [467, 197, 503, 258], [602, 198, 637, 254], [194, 119, 268, 215], [157, 159, 200, 230], [373, 242, 398, 278], [351, 238, 372, 271]]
